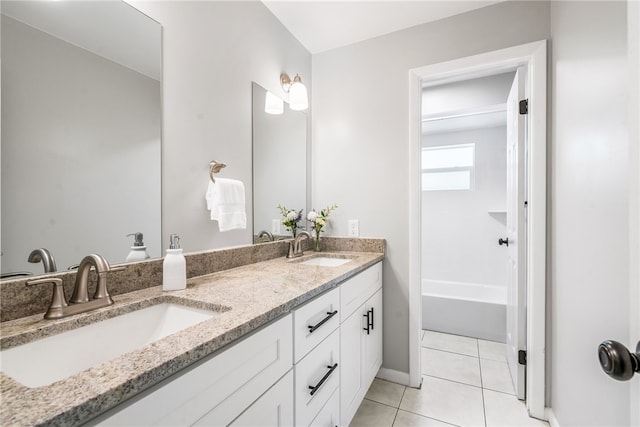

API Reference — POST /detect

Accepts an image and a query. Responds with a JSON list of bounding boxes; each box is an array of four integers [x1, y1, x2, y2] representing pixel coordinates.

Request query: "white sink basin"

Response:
[[298, 256, 352, 267], [0, 303, 218, 388]]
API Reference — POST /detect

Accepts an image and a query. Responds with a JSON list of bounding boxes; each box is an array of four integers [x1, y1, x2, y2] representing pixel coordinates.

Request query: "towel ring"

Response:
[[209, 160, 227, 183]]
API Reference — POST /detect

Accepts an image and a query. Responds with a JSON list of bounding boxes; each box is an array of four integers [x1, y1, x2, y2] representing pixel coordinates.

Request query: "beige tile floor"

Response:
[[349, 330, 550, 427]]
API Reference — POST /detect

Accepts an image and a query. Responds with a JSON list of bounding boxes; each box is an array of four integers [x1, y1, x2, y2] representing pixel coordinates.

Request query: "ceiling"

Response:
[[262, 0, 504, 54]]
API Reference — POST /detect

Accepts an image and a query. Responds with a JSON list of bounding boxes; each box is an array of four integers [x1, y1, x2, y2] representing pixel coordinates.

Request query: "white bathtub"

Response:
[[422, 279, 506, 343]]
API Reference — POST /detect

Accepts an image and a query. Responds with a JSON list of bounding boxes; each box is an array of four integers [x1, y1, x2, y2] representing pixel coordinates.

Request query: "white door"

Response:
[[505, 67, 526, 400]]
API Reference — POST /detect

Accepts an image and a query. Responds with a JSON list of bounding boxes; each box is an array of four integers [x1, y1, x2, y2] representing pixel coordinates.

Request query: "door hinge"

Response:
[[518, 350, 527, 365], [519, 99, 529, 115]]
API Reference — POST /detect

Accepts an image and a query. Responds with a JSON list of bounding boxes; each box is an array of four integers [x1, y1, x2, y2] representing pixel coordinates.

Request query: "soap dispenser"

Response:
[[126, 232, 151, 262], [163, 234, 186, 291]]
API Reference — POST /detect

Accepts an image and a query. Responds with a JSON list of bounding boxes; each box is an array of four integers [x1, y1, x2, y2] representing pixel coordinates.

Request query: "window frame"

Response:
[[421, 143, 476, 192]]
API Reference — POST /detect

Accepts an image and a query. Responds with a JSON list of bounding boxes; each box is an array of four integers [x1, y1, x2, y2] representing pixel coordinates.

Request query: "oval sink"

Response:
[[298, 256, 353, 267], [0, 303, 219, 388]]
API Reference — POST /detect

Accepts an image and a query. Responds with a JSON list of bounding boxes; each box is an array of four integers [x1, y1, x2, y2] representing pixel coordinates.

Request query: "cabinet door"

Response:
[[225, 370, 293, 427], [93, 315, 292, 426], [340, 306, 366, 426], [363, 289, 383, 385], [340, 263, 382, 322]]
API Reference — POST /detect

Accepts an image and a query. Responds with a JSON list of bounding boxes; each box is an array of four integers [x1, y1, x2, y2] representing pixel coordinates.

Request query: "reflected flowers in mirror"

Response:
[[277, 205, 303, 237]]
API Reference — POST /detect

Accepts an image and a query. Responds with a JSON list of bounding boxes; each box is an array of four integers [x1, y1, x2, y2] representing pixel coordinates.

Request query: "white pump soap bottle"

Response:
[[126, 232, 151, 262], [163, 234, 186, 291]]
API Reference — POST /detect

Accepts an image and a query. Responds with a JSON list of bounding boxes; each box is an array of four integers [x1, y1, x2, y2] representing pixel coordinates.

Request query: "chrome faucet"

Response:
[[28, 248, 57, 273], [26, 254, 123, 319], [287, 231, 311, 258], [258, 230, 274, 242]]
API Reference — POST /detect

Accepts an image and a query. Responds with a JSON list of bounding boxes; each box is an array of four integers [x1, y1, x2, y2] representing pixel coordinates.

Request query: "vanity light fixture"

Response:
[[265, 90, 284, 115], [280, 73, 308, 111]]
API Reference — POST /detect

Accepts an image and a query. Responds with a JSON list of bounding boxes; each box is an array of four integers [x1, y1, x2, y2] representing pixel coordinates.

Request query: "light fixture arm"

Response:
[[281, 73, 303, 93]]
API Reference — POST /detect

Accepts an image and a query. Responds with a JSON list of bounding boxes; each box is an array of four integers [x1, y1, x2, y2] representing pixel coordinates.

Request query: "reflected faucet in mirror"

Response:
[[26, 254, 124, 319], [257, 230, 274, 242], [28, 248, 57, 273]]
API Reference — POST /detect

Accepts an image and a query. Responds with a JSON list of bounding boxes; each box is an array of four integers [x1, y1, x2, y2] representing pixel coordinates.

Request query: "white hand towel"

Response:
[[205, 178, 247, 232]]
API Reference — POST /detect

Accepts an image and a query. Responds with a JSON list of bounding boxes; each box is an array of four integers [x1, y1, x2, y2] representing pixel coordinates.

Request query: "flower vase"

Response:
[[314, 232, 322, 252]]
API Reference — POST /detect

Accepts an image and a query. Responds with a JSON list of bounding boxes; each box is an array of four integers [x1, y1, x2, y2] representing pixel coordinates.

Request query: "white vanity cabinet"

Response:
[[339, 263, 383, 426], [88, 261, 383, 427], [91, 314, 293, 426]]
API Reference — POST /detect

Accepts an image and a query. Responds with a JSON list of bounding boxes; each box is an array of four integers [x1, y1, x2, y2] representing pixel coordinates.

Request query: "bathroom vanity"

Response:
[[0, 240, 384, 426]]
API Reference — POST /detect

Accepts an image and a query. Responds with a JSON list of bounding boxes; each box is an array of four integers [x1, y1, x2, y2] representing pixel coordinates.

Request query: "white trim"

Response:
[[545, 408, 561, 427], [408, 40, 547, 418], [628, 1, 640, 425], [376, 367, 411, 386], [408, 60, 423, 390]]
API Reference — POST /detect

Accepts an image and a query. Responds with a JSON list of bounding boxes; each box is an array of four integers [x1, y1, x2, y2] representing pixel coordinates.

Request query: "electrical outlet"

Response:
[[272, 219, 281, 235], [348, 220, 359, 237]]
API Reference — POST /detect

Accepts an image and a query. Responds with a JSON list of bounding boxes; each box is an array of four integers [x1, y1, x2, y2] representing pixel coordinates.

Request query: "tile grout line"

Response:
[[421, 345, 480, 359], [422, 374, 483, 390], [478, 351, 488, 427], [390, 386, 408, 427]]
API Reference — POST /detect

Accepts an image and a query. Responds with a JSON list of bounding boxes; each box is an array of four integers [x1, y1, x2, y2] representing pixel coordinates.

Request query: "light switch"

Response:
[[272, 219, 281, 235]]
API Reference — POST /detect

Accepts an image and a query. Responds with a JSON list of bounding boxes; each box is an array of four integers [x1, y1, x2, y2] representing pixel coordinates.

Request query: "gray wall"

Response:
[[311, 0, 550, 374], [129, 1, 311, 253], [550, 1, 630, 425]]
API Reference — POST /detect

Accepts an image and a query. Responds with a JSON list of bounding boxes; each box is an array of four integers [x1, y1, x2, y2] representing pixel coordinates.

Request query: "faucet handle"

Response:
[[109, 266, 126, 272], [26, 278, 68, 319]]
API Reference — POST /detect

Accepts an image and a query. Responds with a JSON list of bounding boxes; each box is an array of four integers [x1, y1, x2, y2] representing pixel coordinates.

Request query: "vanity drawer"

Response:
[[340, 262, 382, 322], [309, 386, 340, 427], [294, 328, 340, 427], [293, 287, 340, 362]]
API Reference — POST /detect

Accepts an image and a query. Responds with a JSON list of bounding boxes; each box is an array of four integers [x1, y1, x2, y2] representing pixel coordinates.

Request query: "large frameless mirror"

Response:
[[1, 1, 162, 279]]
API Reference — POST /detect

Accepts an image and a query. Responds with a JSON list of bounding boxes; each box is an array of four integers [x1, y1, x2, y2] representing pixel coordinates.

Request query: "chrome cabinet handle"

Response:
[[308, 310, 338, 334], [309, 363, 338, 396], [598, 340, 640, 381], [498, 237, 509, 247]]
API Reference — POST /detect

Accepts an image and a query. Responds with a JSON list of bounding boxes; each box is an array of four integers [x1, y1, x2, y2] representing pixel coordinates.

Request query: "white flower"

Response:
[[316, 218, 326, 227], [286, 210, 298, 221], [307, 211, 319, 222]]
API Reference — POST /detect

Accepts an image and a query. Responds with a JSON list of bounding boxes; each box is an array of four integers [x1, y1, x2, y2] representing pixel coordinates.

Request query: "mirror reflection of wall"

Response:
[[0, 1, 162, 277], [252, 83, 307, 242]]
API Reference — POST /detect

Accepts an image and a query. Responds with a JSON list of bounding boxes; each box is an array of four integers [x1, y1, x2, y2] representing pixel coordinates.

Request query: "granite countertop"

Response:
[[0, 250, 384, 426]]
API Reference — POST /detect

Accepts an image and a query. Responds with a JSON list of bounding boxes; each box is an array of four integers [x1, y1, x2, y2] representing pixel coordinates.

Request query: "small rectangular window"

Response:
[[422, 143, 475, 191]]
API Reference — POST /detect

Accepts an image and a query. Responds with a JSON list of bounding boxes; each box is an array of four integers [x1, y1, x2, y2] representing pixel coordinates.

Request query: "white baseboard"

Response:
[[376, 368, 411, 386], [545, 408, 560, 427]]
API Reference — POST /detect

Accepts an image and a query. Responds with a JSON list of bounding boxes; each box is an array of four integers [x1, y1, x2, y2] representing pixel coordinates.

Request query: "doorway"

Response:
[[420, 70, 525, 397], [408, 40, 547, 419]]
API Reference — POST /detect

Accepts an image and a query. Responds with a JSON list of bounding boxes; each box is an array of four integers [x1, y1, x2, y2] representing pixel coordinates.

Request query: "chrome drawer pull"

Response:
[[308, 310, 338, 334], [309, 363, 338, 396]]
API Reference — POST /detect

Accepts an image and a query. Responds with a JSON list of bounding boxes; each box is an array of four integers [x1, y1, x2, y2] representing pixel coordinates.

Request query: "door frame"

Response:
[[629, 1, 640, 424], [408, 40, 547, 419]]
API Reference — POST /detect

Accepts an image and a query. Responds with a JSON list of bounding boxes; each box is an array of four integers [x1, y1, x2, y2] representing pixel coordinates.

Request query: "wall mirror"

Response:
[[1, 1, 162, 279], [252, 82, 308, 243]]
